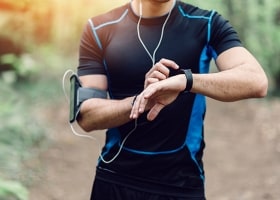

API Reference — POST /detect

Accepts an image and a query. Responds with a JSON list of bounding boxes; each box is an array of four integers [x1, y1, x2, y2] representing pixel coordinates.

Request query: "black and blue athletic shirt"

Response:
[[78, 0, 242, 196]]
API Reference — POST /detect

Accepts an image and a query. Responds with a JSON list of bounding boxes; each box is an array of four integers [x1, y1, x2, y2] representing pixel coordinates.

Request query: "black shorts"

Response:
[[90, 168, 206, 200]]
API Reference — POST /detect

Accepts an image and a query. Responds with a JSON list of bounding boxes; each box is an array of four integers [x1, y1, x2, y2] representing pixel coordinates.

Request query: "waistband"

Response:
[[95, 167, 205, 198]]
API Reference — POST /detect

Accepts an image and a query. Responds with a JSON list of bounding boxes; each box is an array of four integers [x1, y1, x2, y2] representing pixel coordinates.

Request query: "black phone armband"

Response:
[[69, 74, 107, 123]]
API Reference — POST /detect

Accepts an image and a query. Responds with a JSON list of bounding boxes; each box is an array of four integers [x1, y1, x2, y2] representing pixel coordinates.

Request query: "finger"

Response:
[[147, 103, 165, 121], [144, 77, 159, 88], [146, 62, 169, 78], [130, 94, 140, 119], [130, 93, 147, 119], [146, 77, 159, 84], [155, 62, 169, 77], [159, 58, 180, 70], [151, 70, 166, 80], [143, 81, 162, 99], [130, 103, 139, 119], [137, 93, 149, 114], [145, 70, 166, 83], [137, 85, 159, 114]]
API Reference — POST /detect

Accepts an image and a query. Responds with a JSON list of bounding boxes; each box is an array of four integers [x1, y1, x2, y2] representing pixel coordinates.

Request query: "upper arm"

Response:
[[215, 46, 262, 72], [79, 74, 108, 91], [77, 20, 108, 91]]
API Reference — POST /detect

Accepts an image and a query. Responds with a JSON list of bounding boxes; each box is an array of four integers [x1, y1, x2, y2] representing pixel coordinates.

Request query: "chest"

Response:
[[101, 16, 209, 97]]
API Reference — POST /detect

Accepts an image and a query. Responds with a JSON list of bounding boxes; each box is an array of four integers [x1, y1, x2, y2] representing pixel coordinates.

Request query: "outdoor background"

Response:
[[0, 0, 279, 199]]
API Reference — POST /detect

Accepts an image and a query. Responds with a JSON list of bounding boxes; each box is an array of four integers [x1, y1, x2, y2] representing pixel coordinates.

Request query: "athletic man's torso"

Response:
[[78, 1, 241, 198]]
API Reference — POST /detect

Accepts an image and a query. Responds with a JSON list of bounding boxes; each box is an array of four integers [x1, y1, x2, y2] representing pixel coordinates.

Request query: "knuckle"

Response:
[[145, 72, 150, 78]]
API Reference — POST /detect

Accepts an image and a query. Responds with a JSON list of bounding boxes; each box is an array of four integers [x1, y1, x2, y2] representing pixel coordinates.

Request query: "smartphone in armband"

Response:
[[69, 74, 81, 123], [69, 73, 108, 123]]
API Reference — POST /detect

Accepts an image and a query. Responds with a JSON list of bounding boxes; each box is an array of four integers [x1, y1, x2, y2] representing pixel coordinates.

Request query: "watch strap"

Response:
[[181, 69, 193, 92]]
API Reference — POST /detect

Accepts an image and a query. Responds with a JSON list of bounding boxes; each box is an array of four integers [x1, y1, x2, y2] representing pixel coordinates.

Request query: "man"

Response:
[[76, 0, 268, 199]]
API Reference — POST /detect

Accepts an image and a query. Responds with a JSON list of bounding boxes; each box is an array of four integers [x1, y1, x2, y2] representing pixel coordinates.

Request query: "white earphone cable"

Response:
[[62, 69, 74, 103], [100, 118, 138, 164], [137, 0, 174, 65]]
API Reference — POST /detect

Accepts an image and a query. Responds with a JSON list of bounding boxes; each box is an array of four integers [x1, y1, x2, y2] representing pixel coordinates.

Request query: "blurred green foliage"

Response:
[[0, 179, 28, 200], [0, 0, 220, 61], [0, 81, 45, 199], [1, 0, 278, 89]]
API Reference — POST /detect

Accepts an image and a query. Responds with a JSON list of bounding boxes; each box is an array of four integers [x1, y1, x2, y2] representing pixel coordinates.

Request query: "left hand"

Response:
[[144, 58, 179, 88], [130, 74, 186, 121]]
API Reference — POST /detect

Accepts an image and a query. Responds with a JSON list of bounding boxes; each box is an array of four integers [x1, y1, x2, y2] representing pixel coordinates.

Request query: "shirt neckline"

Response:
[[127, 1, 179, 25]]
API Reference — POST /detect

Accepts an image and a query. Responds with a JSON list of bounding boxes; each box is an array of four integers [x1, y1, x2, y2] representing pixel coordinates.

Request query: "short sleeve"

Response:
[[77, 19, 106, 76], [209, 12, 242, 57]]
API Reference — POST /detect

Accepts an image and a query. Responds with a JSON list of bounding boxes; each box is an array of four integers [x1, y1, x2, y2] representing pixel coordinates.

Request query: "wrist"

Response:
[[171, 69, 193, 92], [131, 94, 138, 106]]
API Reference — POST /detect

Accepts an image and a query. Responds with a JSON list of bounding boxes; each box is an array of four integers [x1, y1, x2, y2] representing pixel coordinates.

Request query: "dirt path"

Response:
[[29, 98, 280, 200]]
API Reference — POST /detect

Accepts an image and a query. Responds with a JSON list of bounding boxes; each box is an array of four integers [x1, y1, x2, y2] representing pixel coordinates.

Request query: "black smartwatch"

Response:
[[169, 68, 193, 92]]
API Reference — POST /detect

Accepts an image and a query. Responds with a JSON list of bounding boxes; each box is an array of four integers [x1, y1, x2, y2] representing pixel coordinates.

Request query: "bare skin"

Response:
[[77, 1, 268, 132], [131, 0, 176, 17], [77, 60, 178, 132], [130, 47, 268, 121]]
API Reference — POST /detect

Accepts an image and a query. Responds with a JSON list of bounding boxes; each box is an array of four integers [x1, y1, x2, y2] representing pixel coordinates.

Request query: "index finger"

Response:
[[130, 93, 148, 119], [159, 58, 180, 70]]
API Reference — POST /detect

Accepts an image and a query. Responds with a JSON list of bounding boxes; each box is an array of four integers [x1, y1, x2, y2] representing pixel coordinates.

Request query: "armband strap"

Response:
[[78, 87, 107, 105]]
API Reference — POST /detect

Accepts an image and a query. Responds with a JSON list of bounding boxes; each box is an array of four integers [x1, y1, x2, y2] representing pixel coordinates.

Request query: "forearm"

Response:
[[191, 65, 268, 102], [77, 96, 135, 132]]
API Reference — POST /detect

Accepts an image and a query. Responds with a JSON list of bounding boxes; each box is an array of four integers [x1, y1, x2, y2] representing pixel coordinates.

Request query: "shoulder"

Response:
[[89, 3, 129, 28], [177, 2, 231, 27], [176, 1, 214, 18], [176, 2, 233, 34]]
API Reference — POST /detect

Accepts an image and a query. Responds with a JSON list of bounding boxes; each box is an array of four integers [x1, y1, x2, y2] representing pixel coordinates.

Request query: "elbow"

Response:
[[254, 76, 268, 98], [78, 125, 92, 133], [77, 116, 96, 133]]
